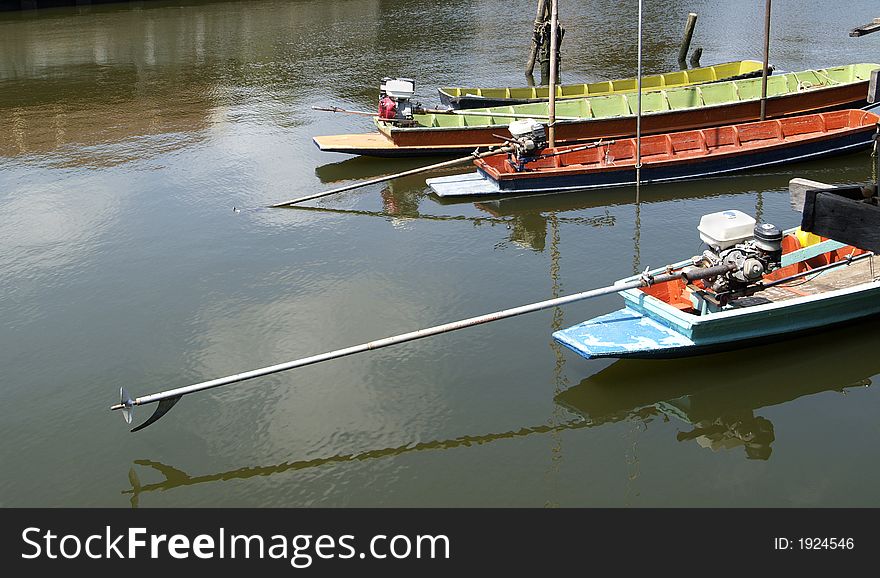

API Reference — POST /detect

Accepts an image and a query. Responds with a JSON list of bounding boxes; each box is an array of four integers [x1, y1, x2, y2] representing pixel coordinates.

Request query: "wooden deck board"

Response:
[[729, 257, 878, 308], [313, 133, 483, 157]]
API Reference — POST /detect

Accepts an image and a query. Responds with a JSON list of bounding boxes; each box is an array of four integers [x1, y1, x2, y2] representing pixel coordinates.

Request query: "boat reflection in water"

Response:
[[557, 315, 879, 460], [123, 316, 878, 506]]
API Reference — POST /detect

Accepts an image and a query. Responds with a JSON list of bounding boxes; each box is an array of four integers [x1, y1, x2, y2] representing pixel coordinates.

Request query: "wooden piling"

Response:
[[535, 2, 562, 86], [689, 46, 703, 67], [540, 27, 552, 85], [850, 17, 880, 37], [678, 13, 698, 66], [526, 0, 549, 76]]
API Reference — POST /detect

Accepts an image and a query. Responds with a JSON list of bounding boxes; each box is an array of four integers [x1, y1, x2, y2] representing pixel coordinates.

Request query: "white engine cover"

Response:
[[382, 78, 415, 99], [698, 210, 756, 250], [508, 118, 544, 139]]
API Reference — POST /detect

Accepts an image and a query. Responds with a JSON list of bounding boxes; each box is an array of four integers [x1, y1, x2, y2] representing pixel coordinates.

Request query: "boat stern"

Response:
[[426, 171, 502, 197]]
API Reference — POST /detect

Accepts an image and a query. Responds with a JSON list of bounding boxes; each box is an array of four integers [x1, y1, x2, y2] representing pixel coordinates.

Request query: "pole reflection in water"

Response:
[[124, 316, 878, 507], [122, 419, 591, 508], [282, 189, 616, 251]]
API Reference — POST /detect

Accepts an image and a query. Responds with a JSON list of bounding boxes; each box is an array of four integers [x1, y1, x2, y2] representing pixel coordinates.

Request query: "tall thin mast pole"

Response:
[[759, 0, 772, 120], [547, 0, 559, 147], [636, 0, 643, 187]]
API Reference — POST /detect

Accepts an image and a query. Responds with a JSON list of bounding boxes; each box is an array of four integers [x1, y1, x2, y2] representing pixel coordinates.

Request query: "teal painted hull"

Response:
[[554, 251, 880, 359]]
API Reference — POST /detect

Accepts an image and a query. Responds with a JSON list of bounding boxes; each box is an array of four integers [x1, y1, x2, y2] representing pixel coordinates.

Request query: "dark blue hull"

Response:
[[481, 130, 874, 194]]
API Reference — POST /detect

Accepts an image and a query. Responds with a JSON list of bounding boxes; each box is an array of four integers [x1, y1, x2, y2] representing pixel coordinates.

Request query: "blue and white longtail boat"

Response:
[[553, 209, 880, 359]]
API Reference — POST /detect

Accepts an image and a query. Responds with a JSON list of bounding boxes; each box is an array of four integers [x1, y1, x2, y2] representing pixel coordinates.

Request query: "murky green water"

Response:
[[2, 0, 879, 507]]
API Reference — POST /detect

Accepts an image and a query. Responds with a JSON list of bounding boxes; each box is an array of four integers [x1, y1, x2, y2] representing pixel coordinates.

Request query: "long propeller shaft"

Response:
[[111, 263, 736, 430], [270, 145, 512, 207]]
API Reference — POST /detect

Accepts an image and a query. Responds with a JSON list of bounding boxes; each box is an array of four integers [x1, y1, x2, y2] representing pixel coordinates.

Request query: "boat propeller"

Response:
[[112, 387, 183, 432], [118, 387, 133, 425]]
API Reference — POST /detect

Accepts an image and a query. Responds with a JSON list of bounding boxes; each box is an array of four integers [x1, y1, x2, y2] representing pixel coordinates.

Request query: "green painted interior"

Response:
[[419, 63, 880, 129]]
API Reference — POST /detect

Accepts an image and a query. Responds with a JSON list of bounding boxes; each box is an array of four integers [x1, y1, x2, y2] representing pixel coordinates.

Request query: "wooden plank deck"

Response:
[[313, 133, 481, 157], [729, 256, 878, 308]]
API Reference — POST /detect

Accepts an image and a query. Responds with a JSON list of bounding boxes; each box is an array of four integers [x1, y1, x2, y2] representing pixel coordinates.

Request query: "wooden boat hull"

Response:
[[439, 60, 768, 109], [315, 64, 878, 157], [427, 110, 878, 197], [553, 239, 880, 359], [385, 82, 873, 149]]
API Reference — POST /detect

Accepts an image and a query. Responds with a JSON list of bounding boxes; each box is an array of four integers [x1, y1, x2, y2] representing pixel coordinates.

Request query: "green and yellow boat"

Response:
[[313, 63, 879, 156], [439, 60, 768, 109]]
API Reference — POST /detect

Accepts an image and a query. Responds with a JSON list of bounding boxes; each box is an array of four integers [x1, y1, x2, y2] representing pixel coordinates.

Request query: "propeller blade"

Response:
[[120, 387, 133, 424]]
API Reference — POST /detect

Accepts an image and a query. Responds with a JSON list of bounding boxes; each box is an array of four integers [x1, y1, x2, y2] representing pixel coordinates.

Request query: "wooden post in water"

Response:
[[547, 0, 559, 147], [759, 0, 772, 120], [678, 13, 698, 67], [526, 0, 549, 77], [535, 1, 562, 85], [850, 17, 880, 37], [539, 4, 552, 84]]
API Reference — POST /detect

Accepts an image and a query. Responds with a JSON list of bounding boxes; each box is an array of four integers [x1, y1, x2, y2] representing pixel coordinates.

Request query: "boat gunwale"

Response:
[[437, 59, 767, 101], [475, 110, 880, 182]]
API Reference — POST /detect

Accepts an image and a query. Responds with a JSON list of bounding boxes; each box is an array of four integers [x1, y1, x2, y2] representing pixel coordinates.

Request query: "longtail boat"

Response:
[[439, 60, 768, 109], [553, 205, 880, 359], [427, 109, 879, 197], [313, 63, 879, 157], [110, 177, 880, 430]]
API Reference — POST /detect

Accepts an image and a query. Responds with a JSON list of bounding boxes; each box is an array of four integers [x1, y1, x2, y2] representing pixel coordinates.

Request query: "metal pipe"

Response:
[[636, 0, 643, 186], [112, 263, 725, 417], [547, 0, 559, 147], [115, 278, 646, 410], [419, 108, 583, 121], [760, 0, 772, 121], [270, 145, 513, 207]]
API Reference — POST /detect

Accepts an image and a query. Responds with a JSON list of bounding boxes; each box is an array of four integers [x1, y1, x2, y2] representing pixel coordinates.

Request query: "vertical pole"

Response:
[[636, 0, 643, 189], [634, 0, 644, 274], [526, 0, 549, 76], [548, 0, 559, 147], [760, 0, 772, 120], [678, 13, 698, 67], [873, 127, 879, 193]]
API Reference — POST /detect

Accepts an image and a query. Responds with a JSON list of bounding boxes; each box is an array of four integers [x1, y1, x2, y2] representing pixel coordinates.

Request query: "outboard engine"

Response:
[[506, 118, 549, 171], [693, 210, 783, 296], [378, 77, 419, 125]]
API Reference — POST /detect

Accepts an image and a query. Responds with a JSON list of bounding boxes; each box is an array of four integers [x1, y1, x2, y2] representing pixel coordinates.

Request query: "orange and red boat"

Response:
[[427, 109, 880, 197]]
